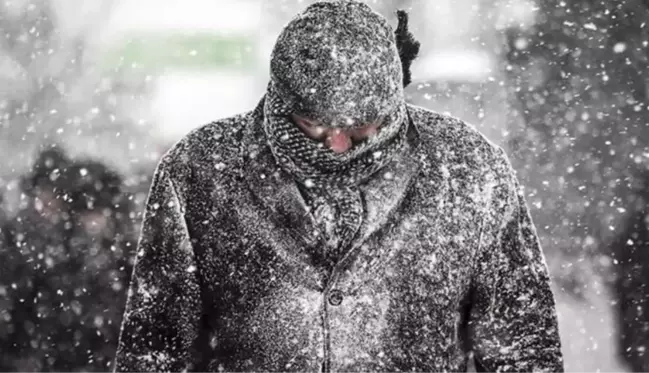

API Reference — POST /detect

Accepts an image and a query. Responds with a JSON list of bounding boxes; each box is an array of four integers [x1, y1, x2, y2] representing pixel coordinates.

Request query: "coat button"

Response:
[[328, 289, 343, 306]]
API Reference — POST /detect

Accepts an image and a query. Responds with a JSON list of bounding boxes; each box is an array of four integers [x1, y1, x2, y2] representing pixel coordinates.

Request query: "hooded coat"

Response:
[[115, 1, 563, 372]]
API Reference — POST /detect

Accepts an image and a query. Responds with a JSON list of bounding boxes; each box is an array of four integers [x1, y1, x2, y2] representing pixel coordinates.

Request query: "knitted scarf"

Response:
[[262, 0, 414, 267]]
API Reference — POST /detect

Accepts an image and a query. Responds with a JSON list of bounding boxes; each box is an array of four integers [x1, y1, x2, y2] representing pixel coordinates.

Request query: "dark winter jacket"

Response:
[[114, 101, 564, 372]]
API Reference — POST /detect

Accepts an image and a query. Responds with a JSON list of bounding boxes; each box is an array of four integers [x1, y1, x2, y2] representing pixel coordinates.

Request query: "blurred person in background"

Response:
[[0, 189, 5, 232], [115, 1, 563, 372], [0, 190, 11, 371], [611, 170, 649, 372], [56, 159, 135, 372], [0, 145, 74, 371], [0, 146, 136, 372]]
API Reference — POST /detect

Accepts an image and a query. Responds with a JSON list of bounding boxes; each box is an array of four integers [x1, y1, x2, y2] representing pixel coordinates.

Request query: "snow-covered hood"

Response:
[[268, 0, 404, 128]]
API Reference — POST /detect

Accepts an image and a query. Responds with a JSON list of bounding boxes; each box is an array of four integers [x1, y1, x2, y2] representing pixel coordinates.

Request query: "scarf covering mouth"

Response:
[[262, 0, 409, 265]]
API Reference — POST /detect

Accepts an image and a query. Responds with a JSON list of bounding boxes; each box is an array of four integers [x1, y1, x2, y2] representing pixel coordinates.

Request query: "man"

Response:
[[115, 1, 564, 372]]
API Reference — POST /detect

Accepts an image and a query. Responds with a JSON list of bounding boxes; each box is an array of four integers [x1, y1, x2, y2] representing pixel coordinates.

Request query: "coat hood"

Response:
[[269, 0, 404, 128]]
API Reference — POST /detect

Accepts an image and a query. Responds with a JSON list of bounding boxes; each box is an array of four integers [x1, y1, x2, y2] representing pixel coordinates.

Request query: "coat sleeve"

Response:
[[469, 149, 564, 372], [114, 161, 202, 372]]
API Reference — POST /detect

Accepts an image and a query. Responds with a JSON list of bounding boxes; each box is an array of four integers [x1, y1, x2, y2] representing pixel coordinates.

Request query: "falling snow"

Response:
[[0, 0, 648, 372]]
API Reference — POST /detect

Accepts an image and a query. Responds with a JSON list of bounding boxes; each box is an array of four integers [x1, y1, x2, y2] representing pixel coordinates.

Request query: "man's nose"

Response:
[[323, 123, 380, 153], [325, 128, 353, 153]]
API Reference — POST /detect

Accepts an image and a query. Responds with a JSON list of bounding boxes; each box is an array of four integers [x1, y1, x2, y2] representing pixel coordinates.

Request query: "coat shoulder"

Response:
[[408, 104, 513, 180], [408, 104, 503, 162], [157, 112, 253, 183]]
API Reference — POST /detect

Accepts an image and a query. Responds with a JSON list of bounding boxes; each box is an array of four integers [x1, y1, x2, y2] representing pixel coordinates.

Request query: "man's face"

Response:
[[290, 113, 380, 153]]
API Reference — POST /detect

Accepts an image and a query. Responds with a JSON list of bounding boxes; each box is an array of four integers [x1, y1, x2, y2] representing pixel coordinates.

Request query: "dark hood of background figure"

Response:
[[19, 145, 73, 221]]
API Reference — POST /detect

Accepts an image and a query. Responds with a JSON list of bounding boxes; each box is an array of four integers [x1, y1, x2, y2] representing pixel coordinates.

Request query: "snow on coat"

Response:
[[114, 100, 564, 372], [116, 1, 563, 371]]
